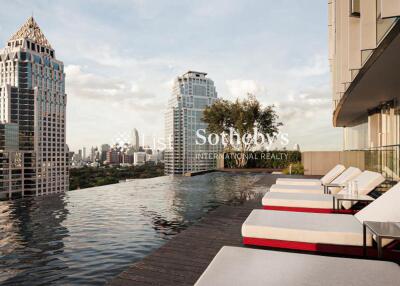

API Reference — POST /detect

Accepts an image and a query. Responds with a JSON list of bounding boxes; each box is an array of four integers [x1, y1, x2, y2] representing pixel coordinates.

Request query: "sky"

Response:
[[0, 0, 342, 152]]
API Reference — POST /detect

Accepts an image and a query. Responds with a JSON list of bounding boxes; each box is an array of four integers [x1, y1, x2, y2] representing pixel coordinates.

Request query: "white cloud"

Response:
[[0, 0, 341, 151], [288, 54, 329, 78], [225, 79, 266, 99], [79, 45, 178, 71], [65, 64, 164, 112], [275, 84, 332, 124]]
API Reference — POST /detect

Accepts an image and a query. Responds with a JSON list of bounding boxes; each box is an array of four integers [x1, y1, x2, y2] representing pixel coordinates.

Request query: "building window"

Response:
[[350, 0, 360, 17]]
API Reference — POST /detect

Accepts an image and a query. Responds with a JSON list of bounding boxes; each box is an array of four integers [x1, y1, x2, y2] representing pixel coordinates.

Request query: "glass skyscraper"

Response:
[[0, 17, 68, 198], [132, 128, 139, 151], [164, 71, 221, 175]]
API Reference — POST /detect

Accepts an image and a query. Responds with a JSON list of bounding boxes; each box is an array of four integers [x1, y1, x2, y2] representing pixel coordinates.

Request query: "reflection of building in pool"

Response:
[[329, 1, 400, 181], [0, 195, 69, 284], [0, 17, 69, 199], [143, 174, 261, 235], [139, 206, 187, 237]]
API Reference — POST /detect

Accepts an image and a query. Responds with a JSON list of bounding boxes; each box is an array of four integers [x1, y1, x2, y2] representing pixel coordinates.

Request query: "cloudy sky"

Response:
[[0, 0, 342, 152]]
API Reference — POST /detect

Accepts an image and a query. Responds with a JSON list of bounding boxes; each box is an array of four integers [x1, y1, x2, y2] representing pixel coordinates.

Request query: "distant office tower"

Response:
[[90, 146, 98, 162], [101, 144, 111, 152], [106, 149, 121, 165], [164, 71, 221, 175], [0, 17, 68, 198], [100, 144, 110, 163], [133, 152, 146, 166], [121, 153, 133, 165], [132, 128, 139, 151], [83, 147, 86, 161]]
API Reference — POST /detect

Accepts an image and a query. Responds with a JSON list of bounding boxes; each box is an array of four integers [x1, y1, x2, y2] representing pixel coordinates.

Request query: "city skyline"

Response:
[[0, 1, 342, 152]]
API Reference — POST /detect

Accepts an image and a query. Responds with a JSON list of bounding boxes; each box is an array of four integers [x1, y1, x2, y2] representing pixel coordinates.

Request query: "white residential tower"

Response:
[[164, 71, 221, 174]]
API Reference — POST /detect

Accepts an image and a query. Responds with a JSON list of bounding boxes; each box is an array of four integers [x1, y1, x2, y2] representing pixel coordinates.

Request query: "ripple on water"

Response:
[[0, 172, 263, 285]]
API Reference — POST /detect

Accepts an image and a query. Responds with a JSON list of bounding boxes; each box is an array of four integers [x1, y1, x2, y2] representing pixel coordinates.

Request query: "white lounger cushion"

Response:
[[276, 164, 345, 186], [270, 184, 324, 194], [338, 171, 385, 209], [355, 182, 400, 224], [262, 192, 333, 209], [271, 167, 361, 195], [265, 170, 384, 210], [195, 246, 400, 286], [275, 177, 322, 186], [320, 164, 346, 184], [328, 167, 362, 194], [242, 210, 372, 246]]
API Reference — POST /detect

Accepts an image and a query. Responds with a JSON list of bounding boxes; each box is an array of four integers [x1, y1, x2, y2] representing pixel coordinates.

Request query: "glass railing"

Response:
[[343, 145, 400, 182]]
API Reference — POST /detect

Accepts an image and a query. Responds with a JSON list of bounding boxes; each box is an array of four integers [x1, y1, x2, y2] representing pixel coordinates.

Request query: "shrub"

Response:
[[223, 151, 301, 169], [282, 162, 304, 175]]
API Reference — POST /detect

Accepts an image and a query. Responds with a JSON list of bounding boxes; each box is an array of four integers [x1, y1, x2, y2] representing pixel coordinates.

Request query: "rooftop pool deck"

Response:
[[106, 174, 294, 286], [0, 172, 296, 285]]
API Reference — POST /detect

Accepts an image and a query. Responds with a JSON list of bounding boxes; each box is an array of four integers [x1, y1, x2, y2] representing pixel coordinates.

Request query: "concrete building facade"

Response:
[[329, 0, 400, 180]]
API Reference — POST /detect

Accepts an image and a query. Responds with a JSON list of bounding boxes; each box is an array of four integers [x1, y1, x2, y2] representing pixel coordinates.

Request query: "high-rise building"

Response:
[[132, 128, 139, 151], [328, 1, 400, 180], [0, 17, 68, 198], [90, 146, 98, 162], [106, 149, 121, 165], [164, 71, 221, 174], [100, 144, 110, 163], [121, 153, 134, 165], [133, 152, 146, 166]]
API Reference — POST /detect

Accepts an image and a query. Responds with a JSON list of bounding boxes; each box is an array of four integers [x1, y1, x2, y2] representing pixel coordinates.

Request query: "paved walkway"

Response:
[[107, 174, 315, 286]]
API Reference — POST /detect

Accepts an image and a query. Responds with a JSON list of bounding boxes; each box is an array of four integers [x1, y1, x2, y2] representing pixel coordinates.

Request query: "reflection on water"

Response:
[[0, 172, 262, 285]]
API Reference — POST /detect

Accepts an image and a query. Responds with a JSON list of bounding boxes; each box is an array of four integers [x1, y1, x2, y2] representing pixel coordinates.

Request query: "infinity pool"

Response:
[[0, 172, 263, 285]]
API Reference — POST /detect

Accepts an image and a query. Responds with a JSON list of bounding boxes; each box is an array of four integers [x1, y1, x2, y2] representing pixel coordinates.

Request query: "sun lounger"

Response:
[[242, 182, 400, 255], [270, 167, 362, 194], [194, 246, 400, 286], [263, 171, 384, 213], [275, 164, 345, 186]]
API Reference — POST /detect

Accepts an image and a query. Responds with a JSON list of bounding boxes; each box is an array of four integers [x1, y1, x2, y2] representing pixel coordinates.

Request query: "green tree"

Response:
[[203, 94, 282, 167]]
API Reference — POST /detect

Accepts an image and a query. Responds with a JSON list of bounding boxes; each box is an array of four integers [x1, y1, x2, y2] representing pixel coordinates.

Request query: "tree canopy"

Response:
[[203, 94, 282, 167]]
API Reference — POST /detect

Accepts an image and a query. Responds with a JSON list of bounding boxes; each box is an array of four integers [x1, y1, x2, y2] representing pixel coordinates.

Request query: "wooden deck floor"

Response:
[[106, 174, 305, 286]]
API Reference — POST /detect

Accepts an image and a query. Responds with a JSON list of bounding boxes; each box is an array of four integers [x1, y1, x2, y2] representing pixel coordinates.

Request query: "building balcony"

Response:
[[330, 0, 400, 127], [334, 19, 400, 127]]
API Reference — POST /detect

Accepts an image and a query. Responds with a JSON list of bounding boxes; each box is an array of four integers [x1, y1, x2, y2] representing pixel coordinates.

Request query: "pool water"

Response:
[[0, 172, 263, 285]]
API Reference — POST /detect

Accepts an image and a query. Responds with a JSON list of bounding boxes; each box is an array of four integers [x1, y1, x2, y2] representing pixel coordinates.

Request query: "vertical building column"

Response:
[[360, 0, 377, 50], [33, 87, 40, 196], [328, 0, 335, 61], [329, 1, 339, 108], [381, 0, 400, 18], [335, 0, 344, 96], [340, 0, 351, 85], [8, 156, 12, 199], [348, 16, 361, 70], [21, 152, 24, 197]]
